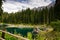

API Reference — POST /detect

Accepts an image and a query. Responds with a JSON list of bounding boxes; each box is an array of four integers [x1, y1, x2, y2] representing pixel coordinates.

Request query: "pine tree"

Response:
[[54, 0, 60, 20], [0, 0, 3, 16]]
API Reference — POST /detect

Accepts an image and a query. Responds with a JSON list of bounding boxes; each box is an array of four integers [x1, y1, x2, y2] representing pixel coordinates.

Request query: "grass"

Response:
[[0, 32, 18, 40], [27, 31, 60, 40], [5, 33, 17, 40], [0, 31, 60, 40], [0, 22, 60, 40]]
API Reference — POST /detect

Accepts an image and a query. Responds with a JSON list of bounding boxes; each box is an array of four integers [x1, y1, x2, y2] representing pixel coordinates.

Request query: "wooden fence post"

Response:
[[1, 29, 5, 39]]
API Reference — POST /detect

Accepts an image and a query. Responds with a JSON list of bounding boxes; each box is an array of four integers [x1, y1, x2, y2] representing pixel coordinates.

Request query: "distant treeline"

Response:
[[0, 0, 60, 24], [0, 7, 57, 24]]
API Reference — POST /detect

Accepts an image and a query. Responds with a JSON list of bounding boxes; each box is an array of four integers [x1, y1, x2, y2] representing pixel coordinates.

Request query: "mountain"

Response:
[[2, 0, 56, 13], [33, 0, 56, 10], [47, 1, 55, 7]]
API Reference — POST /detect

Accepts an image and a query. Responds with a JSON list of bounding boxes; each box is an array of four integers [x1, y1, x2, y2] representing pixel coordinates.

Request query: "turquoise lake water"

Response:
[[6, 27, 33, 36]]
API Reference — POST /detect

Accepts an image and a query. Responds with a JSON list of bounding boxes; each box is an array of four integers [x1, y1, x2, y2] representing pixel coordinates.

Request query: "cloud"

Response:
[[2, 0, 55, 13]]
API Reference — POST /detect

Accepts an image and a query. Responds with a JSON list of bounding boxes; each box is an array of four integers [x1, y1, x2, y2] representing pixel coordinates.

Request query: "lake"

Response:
[[6, 27, 33, 37]]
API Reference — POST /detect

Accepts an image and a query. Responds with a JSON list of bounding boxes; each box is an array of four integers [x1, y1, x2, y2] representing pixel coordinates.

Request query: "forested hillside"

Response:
[[0, 0, 59, 25], [0, 7, 54, 24], [0, 0, 60, 25]]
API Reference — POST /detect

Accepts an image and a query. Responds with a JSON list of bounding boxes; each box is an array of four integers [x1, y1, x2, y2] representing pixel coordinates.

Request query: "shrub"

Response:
[[50, 20, 60, 31], [27, 32, 32, 40]]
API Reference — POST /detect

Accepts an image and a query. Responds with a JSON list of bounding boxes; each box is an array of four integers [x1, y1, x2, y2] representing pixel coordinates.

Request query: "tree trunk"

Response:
[[1, 29, 5, 39]]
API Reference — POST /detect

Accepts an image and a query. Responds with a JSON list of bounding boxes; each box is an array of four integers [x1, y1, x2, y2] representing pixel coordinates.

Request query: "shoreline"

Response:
[[0, 23, 47, 28]]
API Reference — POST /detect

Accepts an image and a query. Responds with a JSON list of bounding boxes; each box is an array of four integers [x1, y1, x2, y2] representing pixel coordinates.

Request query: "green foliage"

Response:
[[0, 32, 17, 40], [27, 32, 46, 40], [54, 32, 60, 40], [0, 31, 60, 40], [5, 33, 17, 40], [26, 30, 60, 40], [54, 0, 60, 20], [0, 0, 3, 16], [0, 0, 60, 25], [35, 34, 45, 40], [27, 32, 32, 40], [50, 20, 60, 31], [0, 7, 56, 24], [14, 30, 17, 34]]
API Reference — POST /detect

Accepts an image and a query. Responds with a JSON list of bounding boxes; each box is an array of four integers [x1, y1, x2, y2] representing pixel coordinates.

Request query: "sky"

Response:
[[2, 0, 56, 13]]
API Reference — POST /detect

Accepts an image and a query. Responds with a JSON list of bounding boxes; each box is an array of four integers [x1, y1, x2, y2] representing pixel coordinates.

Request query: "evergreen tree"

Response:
[[54, 0, 60, 20], [0, 0, 3, 16]]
